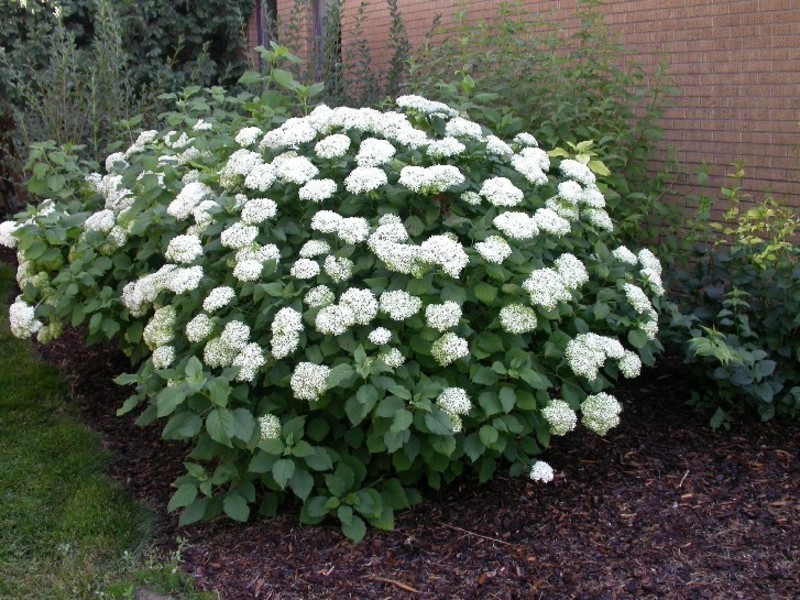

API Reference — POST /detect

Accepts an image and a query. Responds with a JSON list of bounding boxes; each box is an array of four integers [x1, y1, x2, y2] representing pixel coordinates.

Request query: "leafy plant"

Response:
[[667, 165, 800, 426], [1, 48, 665, 541]]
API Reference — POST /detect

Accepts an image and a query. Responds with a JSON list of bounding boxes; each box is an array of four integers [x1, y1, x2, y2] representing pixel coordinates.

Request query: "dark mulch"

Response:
[[31, 326, 800, 600]]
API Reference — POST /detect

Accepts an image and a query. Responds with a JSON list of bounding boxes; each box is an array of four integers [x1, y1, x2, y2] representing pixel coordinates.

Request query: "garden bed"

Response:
[[34, 325, 799, 599]]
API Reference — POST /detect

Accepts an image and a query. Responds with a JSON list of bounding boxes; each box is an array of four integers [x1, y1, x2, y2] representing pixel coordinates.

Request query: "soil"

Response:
[[29, 321, 800, 600]]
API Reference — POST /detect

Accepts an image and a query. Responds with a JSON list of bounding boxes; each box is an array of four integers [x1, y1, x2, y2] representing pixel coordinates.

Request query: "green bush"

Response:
[[666, 166, 800, 426], [1, 49, 665, 540], [407, 0, 679, 253]]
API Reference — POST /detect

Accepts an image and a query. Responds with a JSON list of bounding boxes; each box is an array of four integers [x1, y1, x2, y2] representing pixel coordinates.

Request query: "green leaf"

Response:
[[474, 282, 498, 303], [272, 458, 295, 489], [328, 363, 356, 388], [305, 447, 333, 471], [305, 496, 330, 519], [375, 395, 406, 418], [289, 468, 314, 500], [471, 366, 499, 386], [155, 386, 186, 418], [340, 512, 367, 542], [206, 408, 235, 446], [479, 424, 499, 446], [499, 387, 516, 412], [178, 499, 208, 526], [463, 433, 485, 462], [425, 410, 454, 435], [271, 68, 298, 90], [390, 410, 413, 433], [223, 494, 250, 522], [207, 377, 230, 407], [231, 408, 255, 441], [168, 484, 197, 512], [628, 329, 649, 349], [116, 395, 142, 416]]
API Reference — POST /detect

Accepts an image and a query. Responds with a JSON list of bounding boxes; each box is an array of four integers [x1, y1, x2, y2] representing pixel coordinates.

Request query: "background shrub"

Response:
[[1, 49, 665, 540]]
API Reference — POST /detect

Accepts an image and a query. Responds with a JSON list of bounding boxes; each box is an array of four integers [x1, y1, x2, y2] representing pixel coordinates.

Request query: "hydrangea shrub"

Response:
[[2, 83, 665, 540]]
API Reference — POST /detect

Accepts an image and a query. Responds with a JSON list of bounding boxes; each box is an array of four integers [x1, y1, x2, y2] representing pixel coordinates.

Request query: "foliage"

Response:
[[1, 48, 665, 541], [407, 0, 679, 253], [0, 0, 254, 213], [280, 0, 411, 107], [666, 165, 800, 427], [0, 264, 210, 600]]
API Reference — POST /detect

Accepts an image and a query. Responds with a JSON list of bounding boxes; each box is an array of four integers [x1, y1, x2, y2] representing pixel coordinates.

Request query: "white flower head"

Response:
[[379, 348, 406, 368], [305, 285, 335, 307], [241, 198, 278, 224], [290, 362, 331, 401], [259, 414, 281, 439], [186, 313, 213, 343], [203, 286, 236, 312], [244, 163, 277, 192], [291, 258, 321, 280], [480, 177, 524, 207], [522, 268, 571, 310], [493, 212, 539, 240], [436, 387, 471, 416], [221, 222, 259, 249], [368, 327, 392, 345], [420, 235, 469, 278], [344, 166, 388, 194], [233, 259, 263, 282], [315, 134, 351, 159], [475, 235, 512, 264], [323, 256, 353, 283], [612, 246, 638, 265], [299, 240, 331, 258], [339, 288, 378, 325], [444, 116, 484, 140], [554, 253, 589, 290], [427, 137, 466, 159], [165, 234, 203, 264], [337, 217, 370, 245], [431, 332, 469, 366], [310, 210, 343, 234], [379, 290, 422, 321], [542, 399, 577, 436], [235, 127, 263, 147], [425, 301, 462, 331], [560, 159, 596, 186], [499, 304, 537, 334], [356, 138, 396, 166], [275, 155, 319, 185], [529, 461, 554, 483], [485, 135, 513, 157], [8, 299, 43, 338], [581, 392, 622, 436], [152, 345, 175, 369], [232, 342, 265, 381], [619, 350, 642, 379], [534, 208, 571, 237], [0, 221, 20, 248], [299, 179, 338, 203]]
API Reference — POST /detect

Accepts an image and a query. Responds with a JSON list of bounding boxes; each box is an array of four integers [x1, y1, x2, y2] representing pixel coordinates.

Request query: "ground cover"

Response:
[[31, 290, 799, 600]]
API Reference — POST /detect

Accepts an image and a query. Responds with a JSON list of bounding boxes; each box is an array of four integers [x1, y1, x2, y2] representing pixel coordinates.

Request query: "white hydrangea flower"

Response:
[[619, 350, 642, 379], [420, 235, 469, 278], [493, 212, 539, 240], [565, 333, 625, 380], [276, 156, 319, 185], [272, 307, 303, 335], [379, 290, 422, 321], [580, 186, 606, 208], [554, 253, 589, 290], [8, 299, 43, 338], [84, 209, 116, 233], [233, 259, 263, 282], [105, 152, 127, 173], [475, 235, 512, 264], [396, 94, 458, 117], [203, 337, 238, 368], [165, 234, 203, 264], [534, 208, 571, 237], [221, 222, 259, 249], [291, 258, 321, 280], [163, 266, 204, 294], [186, 313, 213, 343], [220, 149, 263, 185], [612, 246, 638, 265], [546, 197, 580, 221], [431, 332, 469, 366], [0, 221, 20, 248], [167, 182, 214, 220], [241, 198, 278, 224], [368, 327, 392, 345], [560, 159, 596, 186], [203, 286, 235, 312], [542, 400, 577, 436], [444, 116, 484, 140], [638, 249, 662, 276], [315, 304, 355, 335], [124, 129, 158, 158], [499, 304, 537, 334], [337, 217, 370, 244], [232, 342, 265, 381], [344, 166, 388, 194], [641, 318, 659, 340], [558, 180, 583, 203], [460, 191, 482, 206], [485, 135, 513, 157], [220, 320, 250, 352], [398, 165, 465, 194], [379, 348, 406, 368], [425, 301, 462, 331], [192, 118, 213, 131], [641, 267, 666, 296], [310, 210, 344, 234], [513, 132, 539, 147], [271, 331, 300, 360], [259, 414, 281, 440], [520, 147, 551, 171], [623, 283, 656, 316], [356, 138, 397, 166], [315, 133, 351, 159], [427, 137, 466, 158], [259, 118, 317, 150], [152, 345, 175, 369], [299, 240, 331, 258], [244, 163, 277, 192], [529, 461, 554, 483], [436, 387, 472, 416], [480, 177, 524, 207], [323, 256, 353, 283], [581, 392, 622, 436], [585, 208, 614, 231], [290, 362, 331, 401], [305, 285, 335, 307], [339, 288, 378, 325], [299, 179, 338, 203], [522, 268, 571, 310], [510, 154, 548, 186], [143, 305, 176, 350], [235, 126, 263, 147]]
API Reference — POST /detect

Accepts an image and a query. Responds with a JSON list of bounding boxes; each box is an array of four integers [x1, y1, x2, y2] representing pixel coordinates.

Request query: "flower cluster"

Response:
[[581, 392, 622, 436], [436, 387, 472, 432]]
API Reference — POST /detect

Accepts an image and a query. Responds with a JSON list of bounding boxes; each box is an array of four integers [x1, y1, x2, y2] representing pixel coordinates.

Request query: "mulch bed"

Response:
[[29, 323, 800, 600]]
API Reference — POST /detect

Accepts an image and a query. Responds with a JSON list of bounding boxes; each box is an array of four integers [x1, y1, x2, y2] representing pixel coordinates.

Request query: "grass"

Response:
[[0, 263, 215, 600]]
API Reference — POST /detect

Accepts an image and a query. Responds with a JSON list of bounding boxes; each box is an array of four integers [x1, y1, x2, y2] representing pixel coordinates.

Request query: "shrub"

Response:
[[1, 50, 665, 540], [666, 165, 800, 427], [407, 0, 679, 253]]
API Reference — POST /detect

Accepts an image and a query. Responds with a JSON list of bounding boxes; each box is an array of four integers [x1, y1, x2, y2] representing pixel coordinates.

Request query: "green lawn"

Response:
[[0, 263, 213, 600]]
